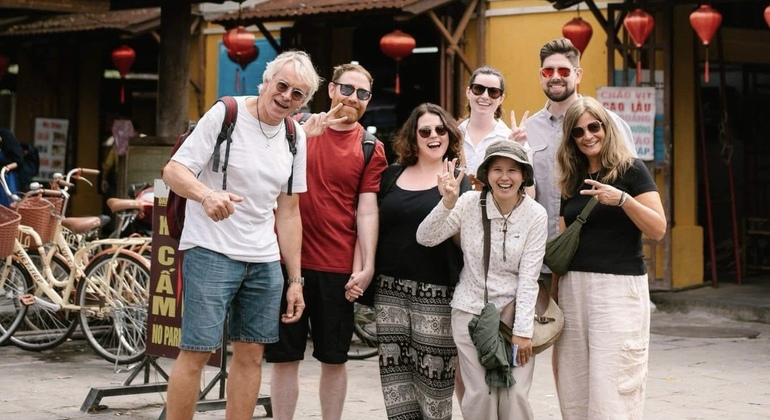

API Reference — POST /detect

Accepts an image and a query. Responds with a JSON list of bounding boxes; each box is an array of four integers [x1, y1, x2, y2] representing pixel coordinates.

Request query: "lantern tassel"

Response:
[[235, 69, 240, 92], [241, 76, 246, 95], [704, 47, 710, 84], [636, 49, 642, 86], [120, 82, 125, 104], [395, 61, 401, 95]]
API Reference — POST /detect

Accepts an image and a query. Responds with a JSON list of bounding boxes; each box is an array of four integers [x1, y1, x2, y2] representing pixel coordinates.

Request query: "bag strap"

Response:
[[284, 117, 298, 195], [575, 196, 599, 225], [480, 190, 491, 304], [212, 96, 238, 190]]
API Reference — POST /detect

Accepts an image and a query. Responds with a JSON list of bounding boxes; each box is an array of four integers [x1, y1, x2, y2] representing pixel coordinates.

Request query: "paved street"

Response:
[[1, 310, 769, 419]]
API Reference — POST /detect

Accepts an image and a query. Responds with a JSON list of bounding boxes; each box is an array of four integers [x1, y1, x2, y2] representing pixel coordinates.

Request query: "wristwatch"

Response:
[[287, 277, 304, 286]]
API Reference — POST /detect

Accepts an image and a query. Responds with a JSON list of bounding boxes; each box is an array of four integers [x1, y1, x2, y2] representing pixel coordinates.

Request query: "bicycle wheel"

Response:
[[0, 259, 33, 345], [348, 303, 378, 360], [77, 251, 149, 364], [11, 251, 76, 351]]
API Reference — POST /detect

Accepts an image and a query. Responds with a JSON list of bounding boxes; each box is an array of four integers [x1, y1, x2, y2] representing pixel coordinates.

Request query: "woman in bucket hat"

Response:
[[417, 140, 547, 419]]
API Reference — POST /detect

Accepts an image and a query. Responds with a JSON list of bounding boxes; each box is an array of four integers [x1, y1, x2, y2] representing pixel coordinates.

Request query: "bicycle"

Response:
[[347, 303, 378, 360], [0, 164, 151, 364]]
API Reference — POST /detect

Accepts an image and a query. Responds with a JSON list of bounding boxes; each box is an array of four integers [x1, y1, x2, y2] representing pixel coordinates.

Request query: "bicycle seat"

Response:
[[61, 216, 102, 234], [107, 198, 142, 213]]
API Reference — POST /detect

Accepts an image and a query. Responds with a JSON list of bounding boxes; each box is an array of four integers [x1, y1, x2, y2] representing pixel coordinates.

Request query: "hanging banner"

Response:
[[596, 86, 656, 161], [34, 118, 68, 180], [147, 179, 222, 367]]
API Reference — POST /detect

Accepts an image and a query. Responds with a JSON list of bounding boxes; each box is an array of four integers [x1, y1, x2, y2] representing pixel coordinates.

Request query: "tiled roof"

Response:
[[0, 7, 160, 37], [213, 0, 432, 22]]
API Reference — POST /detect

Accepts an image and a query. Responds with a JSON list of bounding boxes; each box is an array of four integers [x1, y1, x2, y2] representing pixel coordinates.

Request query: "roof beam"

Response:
[[0, 0, 110, 13]]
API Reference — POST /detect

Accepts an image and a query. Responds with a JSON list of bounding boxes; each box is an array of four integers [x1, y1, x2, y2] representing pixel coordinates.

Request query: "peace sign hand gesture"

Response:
[[300, 103, 349, 138], [437, 158, 466, 210], [509, 110, 529, 144]]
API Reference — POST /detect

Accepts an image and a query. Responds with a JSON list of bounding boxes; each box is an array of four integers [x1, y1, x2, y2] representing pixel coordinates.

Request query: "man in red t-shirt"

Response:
[[265, 62, 388, 420]]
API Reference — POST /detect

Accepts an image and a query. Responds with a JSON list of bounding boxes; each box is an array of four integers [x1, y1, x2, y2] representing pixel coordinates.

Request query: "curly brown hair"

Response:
[[392, 103, 464, 167]]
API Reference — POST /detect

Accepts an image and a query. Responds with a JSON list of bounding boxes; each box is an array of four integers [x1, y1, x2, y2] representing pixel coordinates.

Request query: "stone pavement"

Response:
[[2, 310, 769, 419]]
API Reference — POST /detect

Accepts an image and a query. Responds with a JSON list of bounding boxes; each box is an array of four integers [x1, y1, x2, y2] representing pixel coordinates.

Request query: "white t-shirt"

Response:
[[171, 96, 307, 262]]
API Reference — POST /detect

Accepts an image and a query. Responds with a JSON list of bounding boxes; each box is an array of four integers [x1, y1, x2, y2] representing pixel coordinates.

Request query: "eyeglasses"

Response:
[[275, 80, 307, 102], [540, 67, 575, 78], [571, 121, 603, 139], [417, 125, 448, 139], [332, 82, 372, 101], [469, 83, 503, 99]]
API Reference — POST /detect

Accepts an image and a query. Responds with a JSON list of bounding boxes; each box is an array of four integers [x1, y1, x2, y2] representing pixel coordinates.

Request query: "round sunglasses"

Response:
[[540, 67, 575, 78], [571, 120, 603, 139], [275, 80, 307, 102], [418, 125, 448, 138], [469, 83, 503, 99], [332, 82, 372, 101]]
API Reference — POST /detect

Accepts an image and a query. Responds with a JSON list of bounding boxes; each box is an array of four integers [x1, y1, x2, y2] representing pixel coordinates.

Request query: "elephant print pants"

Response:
[[374, 276, 456, 420]]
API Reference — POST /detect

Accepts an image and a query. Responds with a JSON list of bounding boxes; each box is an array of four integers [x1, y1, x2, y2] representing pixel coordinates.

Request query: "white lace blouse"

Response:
[[416, 191, 547, 338]]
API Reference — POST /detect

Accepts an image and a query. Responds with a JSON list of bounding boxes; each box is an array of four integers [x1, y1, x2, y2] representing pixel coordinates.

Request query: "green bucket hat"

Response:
[[476, 140, 534, 188]]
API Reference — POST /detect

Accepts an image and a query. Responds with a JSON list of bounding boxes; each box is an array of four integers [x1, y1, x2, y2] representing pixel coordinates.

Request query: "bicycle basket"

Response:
[[16, 195, 62, 244], [0, 205, 21, 257]]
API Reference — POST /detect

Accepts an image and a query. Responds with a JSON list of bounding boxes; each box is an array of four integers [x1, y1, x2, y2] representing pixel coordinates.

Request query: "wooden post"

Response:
[[157, 1, 192, 137]]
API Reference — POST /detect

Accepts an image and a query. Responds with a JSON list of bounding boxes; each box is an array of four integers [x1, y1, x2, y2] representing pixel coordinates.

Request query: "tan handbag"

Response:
[[481, 193, 564, 354]]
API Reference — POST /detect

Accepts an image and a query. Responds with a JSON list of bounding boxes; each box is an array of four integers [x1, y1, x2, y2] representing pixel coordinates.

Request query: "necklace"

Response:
[[255, 97, 282, 146], [492, 192, 525, 262]]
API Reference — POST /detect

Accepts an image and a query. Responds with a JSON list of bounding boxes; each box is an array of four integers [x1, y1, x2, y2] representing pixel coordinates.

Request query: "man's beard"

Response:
[[544, 83, 575, 103], [332, 99, 364, 123]]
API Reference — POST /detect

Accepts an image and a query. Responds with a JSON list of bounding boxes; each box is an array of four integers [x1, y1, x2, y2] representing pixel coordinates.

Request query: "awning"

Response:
[[0, 7, 160, 37], [213, 0, 455, 23]]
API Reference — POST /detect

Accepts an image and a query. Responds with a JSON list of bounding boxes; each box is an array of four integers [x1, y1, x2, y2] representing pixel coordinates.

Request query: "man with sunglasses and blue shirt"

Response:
[[266, 62, 388, 420], [516, 38, 637, 282]]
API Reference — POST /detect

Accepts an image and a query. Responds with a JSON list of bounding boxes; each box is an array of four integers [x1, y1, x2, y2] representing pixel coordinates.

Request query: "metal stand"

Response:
[[80, 355, 170, 413], [81, 337, 272, 418]]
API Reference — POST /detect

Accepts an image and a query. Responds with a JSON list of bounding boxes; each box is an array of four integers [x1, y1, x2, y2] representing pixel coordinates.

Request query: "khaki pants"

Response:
[[452, 308, 535, 420], [553, 271, 650, 420]]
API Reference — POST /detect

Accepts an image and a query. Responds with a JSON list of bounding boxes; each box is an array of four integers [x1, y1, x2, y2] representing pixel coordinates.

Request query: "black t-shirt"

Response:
[[377, 184, 455, 286], [561, 159, 658, 275]]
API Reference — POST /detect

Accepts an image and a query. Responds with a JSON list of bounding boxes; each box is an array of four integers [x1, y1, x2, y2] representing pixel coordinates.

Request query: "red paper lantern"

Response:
[[379, 30, 416, 95], [562, 17, 593, 55], [112, 45, 136, 103], [623, 8, 655, 85], [0, 55, 9, 81], [690, 5, 722, 83], [765, 5, 770, 28], [223, 26, 257, 93]]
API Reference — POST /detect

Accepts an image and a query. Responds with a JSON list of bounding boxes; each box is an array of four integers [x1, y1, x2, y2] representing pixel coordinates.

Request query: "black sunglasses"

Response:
[[469, 83, 503, 99], [571, 121, 603, 139], [332, 82, 372, 101], [275, 80, 307, 102], [417, 125, 448, 139], [540, 67, 574, 78]]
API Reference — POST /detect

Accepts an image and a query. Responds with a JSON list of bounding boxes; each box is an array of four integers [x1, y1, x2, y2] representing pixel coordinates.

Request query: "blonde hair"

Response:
[[556, 96, 634, 197]]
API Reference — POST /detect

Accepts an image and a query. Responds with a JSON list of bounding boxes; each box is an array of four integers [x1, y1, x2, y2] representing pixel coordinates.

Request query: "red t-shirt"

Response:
[[300, 124, 388, 273]]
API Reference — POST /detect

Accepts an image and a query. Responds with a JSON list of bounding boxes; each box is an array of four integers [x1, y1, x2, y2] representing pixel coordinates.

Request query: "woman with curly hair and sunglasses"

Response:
[[552, 96, 666, 419], [373, 103, 471, 420]]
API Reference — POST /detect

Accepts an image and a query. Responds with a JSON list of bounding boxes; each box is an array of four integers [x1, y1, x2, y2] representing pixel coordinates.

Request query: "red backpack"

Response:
[[164, 97, 299, 241]]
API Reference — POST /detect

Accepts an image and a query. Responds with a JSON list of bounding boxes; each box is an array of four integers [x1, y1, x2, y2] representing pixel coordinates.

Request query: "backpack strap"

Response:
[[212, 96, 238, 190], [284, 116, 298, 196], [378, 163, 405, 205], [362, 130, 376, 168]]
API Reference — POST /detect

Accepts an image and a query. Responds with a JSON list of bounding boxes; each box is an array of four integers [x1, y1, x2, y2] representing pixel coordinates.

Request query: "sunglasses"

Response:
[[469, 83, 503, 99], [333, 82, 372, 101], [540, 67, 574, 78], [275, 80, 307, 102], [417, 125, 448, 138], [571, 121, 603, 139]]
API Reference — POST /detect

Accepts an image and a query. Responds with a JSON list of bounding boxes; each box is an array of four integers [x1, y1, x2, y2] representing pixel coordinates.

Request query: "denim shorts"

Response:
[[179, 246, 284, 351]]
